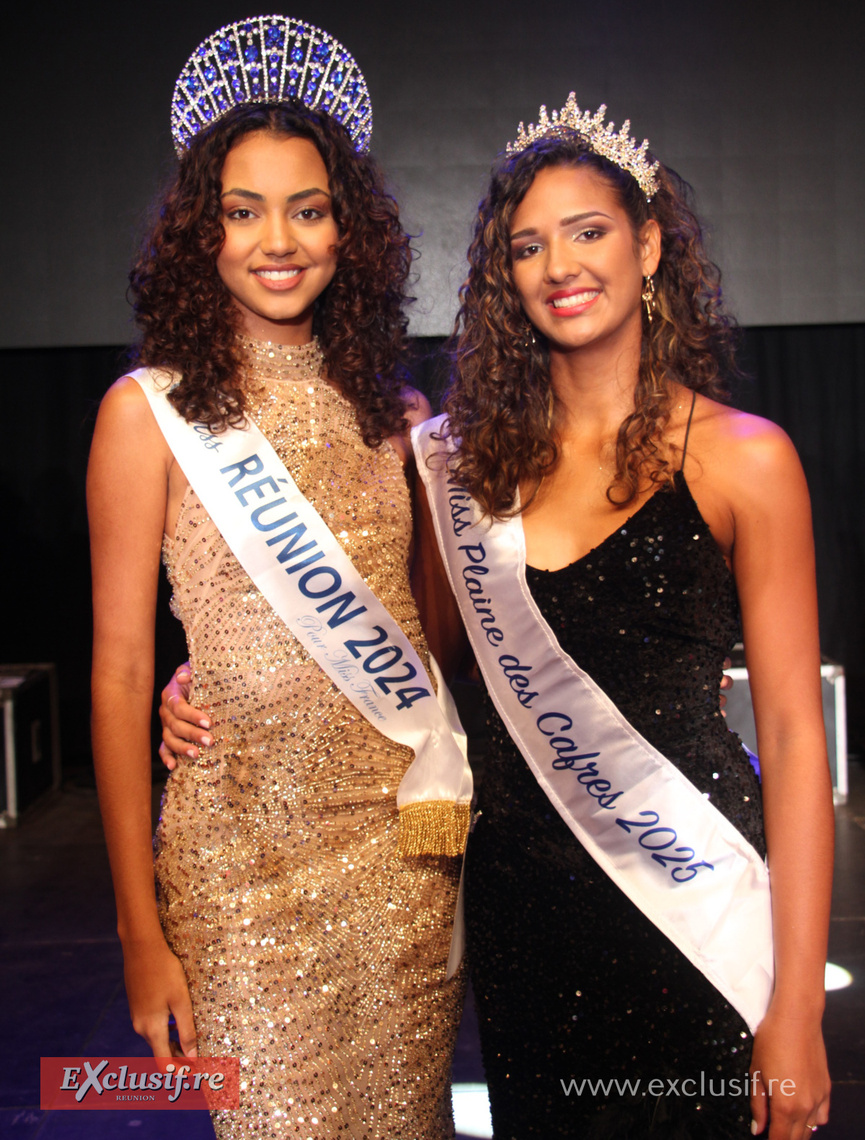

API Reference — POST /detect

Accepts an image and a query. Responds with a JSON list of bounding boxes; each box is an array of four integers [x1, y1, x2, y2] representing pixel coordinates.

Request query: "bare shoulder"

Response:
[[401, 385, 433, 429], [688, 394, 804, 490], [97, 373, 157, 428], [91, 373, 172, 472]]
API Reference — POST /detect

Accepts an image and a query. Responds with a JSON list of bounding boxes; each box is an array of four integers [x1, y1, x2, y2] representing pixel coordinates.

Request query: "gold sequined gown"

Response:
[[155, 339, 464, 1139]]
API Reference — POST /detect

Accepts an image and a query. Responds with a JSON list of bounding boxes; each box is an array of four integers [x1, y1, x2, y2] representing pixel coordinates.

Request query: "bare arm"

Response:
[[411, 477, 470, 683], [88, 377, 196, 1057], [387, 387, 470, 679], [726, 421, 832, 1137]]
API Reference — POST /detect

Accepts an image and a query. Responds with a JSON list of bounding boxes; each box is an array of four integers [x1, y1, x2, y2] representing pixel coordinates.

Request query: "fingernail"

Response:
[[201, 735, 212, 748], [199, 719, 211, 730], [750, 1121, 759, 1136], [186, 748, 198, 759]]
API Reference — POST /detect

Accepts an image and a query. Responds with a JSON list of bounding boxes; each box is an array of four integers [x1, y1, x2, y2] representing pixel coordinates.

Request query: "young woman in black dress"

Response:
[[437, 98, 832, 1139]]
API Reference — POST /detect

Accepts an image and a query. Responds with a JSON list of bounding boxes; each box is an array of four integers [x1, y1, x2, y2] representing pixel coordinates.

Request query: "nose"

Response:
[[544, 235, 581, 284], [261, 212, 297, 257]]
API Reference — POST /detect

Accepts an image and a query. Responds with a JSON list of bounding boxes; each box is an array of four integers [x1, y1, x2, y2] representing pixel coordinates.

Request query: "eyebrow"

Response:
[[509, 210, 613, 242], [220, 186, 332, 203]]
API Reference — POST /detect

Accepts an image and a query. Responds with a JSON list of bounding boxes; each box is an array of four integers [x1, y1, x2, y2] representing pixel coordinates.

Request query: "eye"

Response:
[[225, 206, 255, 221], [512, 241, 542, 261], [576, 227, 605, 242], [295, 205, 326, 221]]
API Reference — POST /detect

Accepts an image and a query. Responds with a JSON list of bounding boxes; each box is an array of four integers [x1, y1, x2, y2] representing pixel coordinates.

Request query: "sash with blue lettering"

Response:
[[133, 370, 472, 858], [413, 414, 773, 1033]]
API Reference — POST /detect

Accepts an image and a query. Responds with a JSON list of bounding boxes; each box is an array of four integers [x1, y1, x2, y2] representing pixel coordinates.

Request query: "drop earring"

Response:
[[642, 275, 657, 323]]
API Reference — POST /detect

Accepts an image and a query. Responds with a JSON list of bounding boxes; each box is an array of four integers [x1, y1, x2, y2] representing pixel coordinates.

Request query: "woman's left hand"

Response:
[[749, 1009, 830, 1138]]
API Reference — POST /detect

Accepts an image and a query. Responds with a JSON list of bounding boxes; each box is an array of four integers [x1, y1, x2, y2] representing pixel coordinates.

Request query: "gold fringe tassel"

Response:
[[398, 801, 471, 857]]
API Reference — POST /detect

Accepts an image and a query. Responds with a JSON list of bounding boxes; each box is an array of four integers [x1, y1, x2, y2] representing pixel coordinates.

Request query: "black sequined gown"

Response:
[[465, 471, 766, 1139]]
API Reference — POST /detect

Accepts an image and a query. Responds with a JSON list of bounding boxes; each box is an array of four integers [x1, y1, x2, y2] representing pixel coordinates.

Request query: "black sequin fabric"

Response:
[[465, 472, 765, 1139]]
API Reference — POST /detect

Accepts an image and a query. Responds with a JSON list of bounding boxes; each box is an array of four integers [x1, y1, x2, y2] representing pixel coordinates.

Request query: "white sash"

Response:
[[133, 370, 472, 857], [414, 416, 774, 1033]]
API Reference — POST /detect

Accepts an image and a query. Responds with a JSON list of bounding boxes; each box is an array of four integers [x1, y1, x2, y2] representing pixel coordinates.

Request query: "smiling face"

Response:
[[216, 131, 339, 344], [508, 163, 660, 360]]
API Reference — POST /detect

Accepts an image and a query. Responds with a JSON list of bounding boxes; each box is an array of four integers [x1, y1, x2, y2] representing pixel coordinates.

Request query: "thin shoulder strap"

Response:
[[680, 390, 697, 471]]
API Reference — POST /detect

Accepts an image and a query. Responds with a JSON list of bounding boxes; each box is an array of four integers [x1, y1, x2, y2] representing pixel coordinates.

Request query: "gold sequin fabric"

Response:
[[155, 340, 463, 1139]]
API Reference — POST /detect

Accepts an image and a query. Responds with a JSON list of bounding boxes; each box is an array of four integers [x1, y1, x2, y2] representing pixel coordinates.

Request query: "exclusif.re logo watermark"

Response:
[[40, 1057, 240, 1110]]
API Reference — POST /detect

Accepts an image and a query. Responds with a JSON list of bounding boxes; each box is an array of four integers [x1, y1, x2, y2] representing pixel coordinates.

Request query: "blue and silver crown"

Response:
[[171, 15, 373, 155]]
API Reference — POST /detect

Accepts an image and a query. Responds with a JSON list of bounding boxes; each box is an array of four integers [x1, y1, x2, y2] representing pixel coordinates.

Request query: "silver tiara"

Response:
[[506, 93, 660, 201], [171, 15, 373, 156]]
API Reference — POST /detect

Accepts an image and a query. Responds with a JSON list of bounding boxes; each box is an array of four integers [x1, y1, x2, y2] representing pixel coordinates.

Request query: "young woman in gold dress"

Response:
[[88, 19, 465, 1139]]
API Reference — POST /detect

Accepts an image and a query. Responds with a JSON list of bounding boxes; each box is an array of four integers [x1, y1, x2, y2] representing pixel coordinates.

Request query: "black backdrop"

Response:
[[2, 326, 863, 769], [3, 0, 864, 347]]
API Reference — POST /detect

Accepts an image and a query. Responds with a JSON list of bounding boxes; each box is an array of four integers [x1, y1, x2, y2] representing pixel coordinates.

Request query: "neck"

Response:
[[236, 306, 316, 346], [548, 334, 641, 439]]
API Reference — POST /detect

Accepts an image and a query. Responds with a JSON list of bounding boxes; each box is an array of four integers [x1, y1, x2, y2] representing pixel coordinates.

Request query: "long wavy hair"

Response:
[[442, 135, 743, 516], [129, 102, 413, 445]]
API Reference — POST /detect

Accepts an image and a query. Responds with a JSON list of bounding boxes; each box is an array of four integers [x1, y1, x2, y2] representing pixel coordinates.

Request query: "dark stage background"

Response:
[[1, 0, 863, 769], [3, 0, 863, 346]]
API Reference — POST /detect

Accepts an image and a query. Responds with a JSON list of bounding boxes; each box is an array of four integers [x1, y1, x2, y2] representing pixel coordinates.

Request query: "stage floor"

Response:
[[2, 758, 862, 1138]]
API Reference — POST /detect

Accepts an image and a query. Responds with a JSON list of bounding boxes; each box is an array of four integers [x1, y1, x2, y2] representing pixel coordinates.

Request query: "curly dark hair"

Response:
[[442, 135, 743, 516], [129, 102, 413, 445]]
